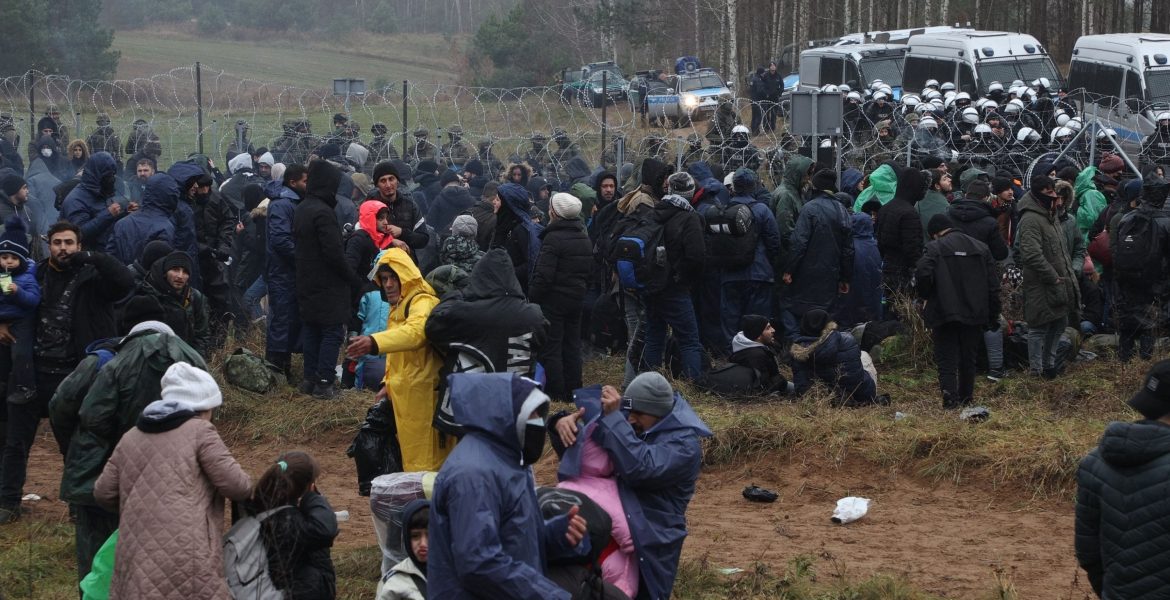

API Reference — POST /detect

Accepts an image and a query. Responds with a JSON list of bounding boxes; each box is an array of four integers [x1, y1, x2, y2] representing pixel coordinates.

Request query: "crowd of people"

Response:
[[0, 77, 1167, 598]]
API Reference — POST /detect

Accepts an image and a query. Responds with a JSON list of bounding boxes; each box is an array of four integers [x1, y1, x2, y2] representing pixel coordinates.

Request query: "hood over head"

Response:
[[141, 173, 181, 214], [228, 152, 254, 175], [358, 200, 392, 249], [79, 152, 119, 196], [894, 166, 927, 204], [372, 247, 434, 305], [782, 155, 814, 189], [948, 198, 994, 223], [346, 143, 369, 169], [463, 247, 524, 300], [640, 158, 672, 197], [167, 162, 207, 192], [306, 159, 342, 204], [400, 498, 430, 571], [448, 372, 549, 455], [850, 211, 875, 238]]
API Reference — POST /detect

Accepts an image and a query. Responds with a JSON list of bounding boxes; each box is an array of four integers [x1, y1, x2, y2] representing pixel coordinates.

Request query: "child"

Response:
[[439, 214, 483, 274], [251, 450, 340, 600], [377, 499, 429, 600], [0, 215, 41, 404]]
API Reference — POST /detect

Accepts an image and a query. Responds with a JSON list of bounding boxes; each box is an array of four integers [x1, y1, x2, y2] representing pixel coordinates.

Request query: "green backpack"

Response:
[[223, 348, 285, 393]]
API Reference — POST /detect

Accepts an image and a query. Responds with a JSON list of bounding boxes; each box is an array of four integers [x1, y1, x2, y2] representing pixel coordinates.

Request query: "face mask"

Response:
[[521, 417, 546, 466], [100, 174, 116, 197], [40, 148, 52, 158]]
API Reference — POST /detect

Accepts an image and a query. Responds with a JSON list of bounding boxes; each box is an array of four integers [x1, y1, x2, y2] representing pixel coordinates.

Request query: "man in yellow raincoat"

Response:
[[346, 248, 451, 471]]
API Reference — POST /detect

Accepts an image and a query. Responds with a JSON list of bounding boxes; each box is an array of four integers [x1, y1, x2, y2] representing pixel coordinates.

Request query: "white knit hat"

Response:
[[549, 192, 582, 219], [160, 362, 222, 412]]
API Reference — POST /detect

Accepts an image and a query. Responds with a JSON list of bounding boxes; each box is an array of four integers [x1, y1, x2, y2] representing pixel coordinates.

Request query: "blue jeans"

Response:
[[642, 289, 703, 380], [1027, 317, 1067, 373], [243, 277, 267, 319], [301, 323, 344, 384]]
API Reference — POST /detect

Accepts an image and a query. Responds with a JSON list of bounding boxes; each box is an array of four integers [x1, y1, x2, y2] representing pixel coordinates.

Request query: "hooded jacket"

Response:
[[428, 373, 581, 600], [1075, 167, 1109, 238], [369, 249, 450, 471], [371, 188, 429, 250], [427, 183, 476, 237], [852, 163, 899, 212], [1016, 191, 1080, 326], [592, 389, 711, 600], [915, 230, 1001, 328], [723, 179, 781, 284], [784, 191, 854, 314], [916, 188, 950, 242], [1076, 420, 1170, 599], [377, 499, 429, 600], [62, 152, 122, 249], [491, 183, 543, 292], [166, 162, 205, 276], [771, 155, 812, 250], [530, 216, 593, 310], [0, 244, 39, 321], [109, 173, 180, 265], [688, 162, 729, 207], [294, 160, 362, 325], [947, 197, 1009, 261], [876, 167, 926, 277], [834, 213, 883, 328], [789, 321, 877, 405], [23, 157, 61, 236], [139, 256, 211, 357], [345, 200, 393, 301]]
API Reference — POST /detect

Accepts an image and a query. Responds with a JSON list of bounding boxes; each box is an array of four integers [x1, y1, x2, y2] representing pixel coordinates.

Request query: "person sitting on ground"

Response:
[[438, 214, 483, 275], [789, 309, 880, 406], [1076, 359, 1170, 599], [728, 314, 791, 395], [250, 450, 339, 600], [377, 499, 430, 600], [93, 362, 252, 599]]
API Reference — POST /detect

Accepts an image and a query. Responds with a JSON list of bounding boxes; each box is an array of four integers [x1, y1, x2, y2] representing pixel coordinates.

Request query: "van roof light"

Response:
[[1155, 54, 1169, 65], [983, 47, 995, 57], [1023, 44, 1036, 54]]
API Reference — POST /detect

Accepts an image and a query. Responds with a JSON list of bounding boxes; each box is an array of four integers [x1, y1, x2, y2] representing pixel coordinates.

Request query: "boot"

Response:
[[266, 351, 294, 382]]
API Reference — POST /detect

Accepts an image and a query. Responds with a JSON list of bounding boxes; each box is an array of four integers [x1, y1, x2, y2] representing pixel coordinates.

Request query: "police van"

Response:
[[797, 44, 909, 93], [902, 30, 1062, 94], [1066, 33, 1170, 148]]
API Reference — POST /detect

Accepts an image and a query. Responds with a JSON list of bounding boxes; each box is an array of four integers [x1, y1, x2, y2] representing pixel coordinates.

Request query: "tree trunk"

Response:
[[727, 0, 739, 88]]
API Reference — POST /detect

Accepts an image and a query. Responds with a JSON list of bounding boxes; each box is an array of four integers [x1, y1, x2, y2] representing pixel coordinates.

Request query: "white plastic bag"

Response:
[[370, 471, 437, 575], [831, 497, 870, 524]]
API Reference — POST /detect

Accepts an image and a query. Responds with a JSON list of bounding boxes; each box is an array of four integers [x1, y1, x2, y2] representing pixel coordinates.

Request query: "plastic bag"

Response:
[[80, 530, 118, 600], [370, 471, 437, 575], [345, 399, 403, 496], [831, 497, 870, 524]]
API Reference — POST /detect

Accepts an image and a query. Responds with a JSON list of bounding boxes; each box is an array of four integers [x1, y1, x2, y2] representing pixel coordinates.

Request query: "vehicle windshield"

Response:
[[977, 58, 1061, 92], [680, 74, 724, 92], [592, 65, 624, 79], [590, 72, 627, 87], [859, 57, 904, 87], [1147, 70, 1170, 105]]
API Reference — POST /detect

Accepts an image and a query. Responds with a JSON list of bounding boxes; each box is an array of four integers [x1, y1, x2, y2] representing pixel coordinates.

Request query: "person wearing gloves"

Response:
[[94, 362, 252, 599], [554, 371, 711, 600], [428, 372, 590, 600]]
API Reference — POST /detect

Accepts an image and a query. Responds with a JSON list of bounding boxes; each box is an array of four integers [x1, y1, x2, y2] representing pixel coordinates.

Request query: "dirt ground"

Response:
[[16, 424, 1091, 599]]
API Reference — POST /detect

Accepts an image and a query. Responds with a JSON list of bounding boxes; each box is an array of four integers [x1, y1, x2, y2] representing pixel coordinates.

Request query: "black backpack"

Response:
[[1114, 210, 1163, 283], [608, 210, 670, 294], [537, 487, 612, 567], [703, 202, 757, 269]]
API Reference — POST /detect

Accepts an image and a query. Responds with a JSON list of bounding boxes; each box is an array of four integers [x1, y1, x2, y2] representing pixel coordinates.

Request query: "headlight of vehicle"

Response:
[[592, 86, 604, 94], [682, 94, 699, 107]]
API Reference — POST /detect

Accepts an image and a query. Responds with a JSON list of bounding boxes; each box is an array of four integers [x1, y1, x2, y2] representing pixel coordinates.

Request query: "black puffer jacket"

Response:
[[1076, 420, 1170, 599], [529, 217, 592, 310], [294, 161, 362, 325], [947, 197, 1009, 261], [259, 491, 339, 600]]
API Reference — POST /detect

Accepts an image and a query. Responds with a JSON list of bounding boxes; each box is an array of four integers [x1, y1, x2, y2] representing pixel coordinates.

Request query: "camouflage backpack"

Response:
[[223, 348, 285, 393]]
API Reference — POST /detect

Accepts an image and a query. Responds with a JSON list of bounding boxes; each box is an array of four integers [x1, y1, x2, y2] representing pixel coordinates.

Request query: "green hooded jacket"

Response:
[[771, 155, 813, 248], [53, 327, 207, 506], [1074, 167, 1108, 238], [1015, 192, 1081, 326], [853, 163, 898, 212]]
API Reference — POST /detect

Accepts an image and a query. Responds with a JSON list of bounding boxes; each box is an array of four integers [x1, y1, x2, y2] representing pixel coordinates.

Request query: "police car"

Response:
[[644, 68, 734, 127]]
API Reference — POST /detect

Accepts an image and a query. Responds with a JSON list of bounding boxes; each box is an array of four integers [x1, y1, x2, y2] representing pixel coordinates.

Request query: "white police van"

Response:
[[902, 30, 1062, 94], [1066, 33, 1170, 149], [797, 44, 908, 93], [644, 68, 733, 127]]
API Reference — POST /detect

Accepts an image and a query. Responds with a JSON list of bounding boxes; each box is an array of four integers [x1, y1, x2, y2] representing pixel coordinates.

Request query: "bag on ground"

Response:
[[223, 347, 285, 393]]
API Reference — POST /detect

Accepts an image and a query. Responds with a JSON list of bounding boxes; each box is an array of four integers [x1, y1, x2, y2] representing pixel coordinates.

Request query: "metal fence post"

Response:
[[601, 71, 608, 170], [196, 62, 204, 156], [402, 80, 409, 159], [27, 72, 35, 145]]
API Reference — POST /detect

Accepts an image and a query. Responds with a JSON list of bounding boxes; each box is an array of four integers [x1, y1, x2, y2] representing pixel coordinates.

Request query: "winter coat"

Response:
[[333, 174, 359, 230], [916, 190, 949, 241], [34, 250, 136, 375], [1075, 167, 1109, 238], [259, 491, 339, 600], [233, 200, 267, 291], [723, 191, 781, 284], [139, 264, 211, 357], [93, 409, 251, 600], [294, 162, 361, 326], [790, 322, 876, 405], [0, 192, 41, 262], [876, 196, 924, 278], [62, 152, 122, 249], [23, 157, 61, 235], [947, 197, 1010, 261], [378, 557, 425, 600], [492, 183, 543, 292], [264, 182, 300, 336], [1076, 420, 1170, 599], [557, 415, 639, 598], [464, 200, 497, 251], [426, 184, 476, 237], [1016, 192, 1080, 326], [784, 192, 854, 315], [915, 230, 1001, 328], [530, 217, 592, 310], [835, 214, 883, 328], [728, 334, 785, 393], [346, 200, 393, 297], [852, 163, 899, 212], [771, 155, 812, 252], [438, 234, 482, 275], [688, 162, 729, 207], [108, 173, 179, 265], [0, 261, 39, 321], [1060, 211, 1087, 276], [428, 373, 585, 600], [592, 390, 711, 600], [373, 191, 429, 250], [369, 249, 450, 471]]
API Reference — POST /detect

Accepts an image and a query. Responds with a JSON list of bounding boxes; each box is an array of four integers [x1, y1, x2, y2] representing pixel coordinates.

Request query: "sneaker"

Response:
[[1042, 367, 1059, 380], [311, 381, 337, 400], [986, 369, 1006, 383], [0, 504, 20, 524]]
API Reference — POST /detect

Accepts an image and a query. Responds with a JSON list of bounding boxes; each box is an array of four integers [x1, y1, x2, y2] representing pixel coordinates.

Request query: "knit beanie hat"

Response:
[[0, 174, 26, 197], [439, 170, 461, 187], [451, 214, 478, 238], [799, 309, 830, 337], [623, 372, 675, 418], [140, 240, 174, 270], [811, 169, 838, 193], [372, 160, 399, 184], [740, 314, 770, 341], [991, 176, 1013, 195], [159, 362, 222, 412], [550, 192, 582, 219], [667, 172, 696, 200], [927, 213, 954, 237], [120, 294, 167, 333], [0, 216, 29, 265], [1099, 154, 1124, 174], [732, 168, 757, 195], [160, 251, 193, 275], [464, 159, 484, 178]]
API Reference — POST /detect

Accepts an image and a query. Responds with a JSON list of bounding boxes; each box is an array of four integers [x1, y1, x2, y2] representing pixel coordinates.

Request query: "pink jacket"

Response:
[[557, 423, 639, 598]]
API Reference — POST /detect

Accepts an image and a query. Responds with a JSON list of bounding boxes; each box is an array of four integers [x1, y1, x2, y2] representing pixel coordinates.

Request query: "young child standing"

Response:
[[377, 499, 429, 600], [0, 215, 41, 403]]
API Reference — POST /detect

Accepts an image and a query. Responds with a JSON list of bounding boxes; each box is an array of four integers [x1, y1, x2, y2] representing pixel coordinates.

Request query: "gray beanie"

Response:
[[451, 214, 478, 238], [624, 372, 675, 417]]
